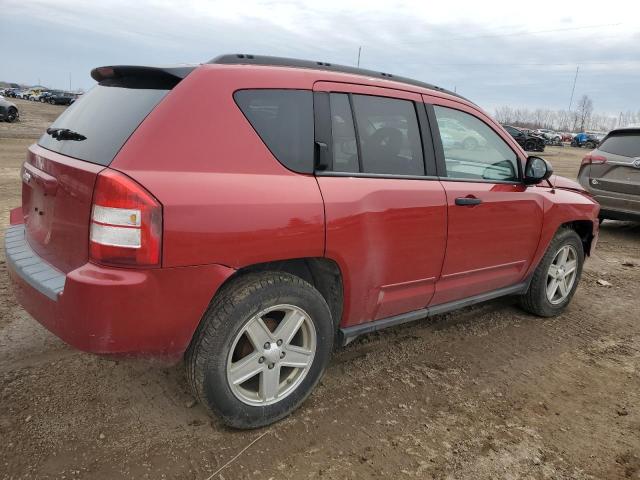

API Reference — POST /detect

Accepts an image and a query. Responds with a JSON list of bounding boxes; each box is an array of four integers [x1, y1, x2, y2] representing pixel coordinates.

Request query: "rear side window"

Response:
[[234, 90, 314, 173], [599, 133, 640, 158], [352, 95, 425, 175], [329, 93, 359, 173], [38, 85, 169, 166]]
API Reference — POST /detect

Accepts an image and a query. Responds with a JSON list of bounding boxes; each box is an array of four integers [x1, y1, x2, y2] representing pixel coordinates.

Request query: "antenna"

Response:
[[568, 65, 579, 111], [357, 46, 362, 67]]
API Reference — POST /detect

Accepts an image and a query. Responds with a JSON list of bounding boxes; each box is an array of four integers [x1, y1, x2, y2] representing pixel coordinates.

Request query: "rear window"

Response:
[[599, 132, 640, 158], [234, 89, 314, 173], [38, 85, 169, 166]]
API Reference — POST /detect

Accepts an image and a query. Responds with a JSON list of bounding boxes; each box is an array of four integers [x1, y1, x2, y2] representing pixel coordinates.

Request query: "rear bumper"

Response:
[[578, 177, 640, 220], [5, 224, 235, 361], [595, 192, 640, 220]]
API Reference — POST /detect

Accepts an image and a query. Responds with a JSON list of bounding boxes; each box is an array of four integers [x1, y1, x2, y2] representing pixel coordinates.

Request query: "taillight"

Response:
[[89, 169, 162, 267], [581, 154, 607, 166]]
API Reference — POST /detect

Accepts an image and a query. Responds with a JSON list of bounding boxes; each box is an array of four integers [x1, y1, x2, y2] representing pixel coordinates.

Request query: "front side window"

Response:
[[234, 89, 314, 173], [434, 106, 519, 182]]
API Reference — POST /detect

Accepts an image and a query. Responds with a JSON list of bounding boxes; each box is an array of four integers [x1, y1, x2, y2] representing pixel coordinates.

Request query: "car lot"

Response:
[[1, 101, 639, 479]]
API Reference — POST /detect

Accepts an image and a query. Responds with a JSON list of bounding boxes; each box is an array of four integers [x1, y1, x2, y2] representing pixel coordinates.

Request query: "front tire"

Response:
[[186, 272, 334, 429], [6, 107, 17, 122], [519, 228, 584, 317]]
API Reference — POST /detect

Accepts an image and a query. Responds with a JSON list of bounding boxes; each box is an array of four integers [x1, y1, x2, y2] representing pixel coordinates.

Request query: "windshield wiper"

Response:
[[46, 127, 86, 141]]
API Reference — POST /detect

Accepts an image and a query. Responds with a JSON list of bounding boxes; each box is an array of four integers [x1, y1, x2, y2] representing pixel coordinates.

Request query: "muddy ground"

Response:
[[1, 99, 639, 479]]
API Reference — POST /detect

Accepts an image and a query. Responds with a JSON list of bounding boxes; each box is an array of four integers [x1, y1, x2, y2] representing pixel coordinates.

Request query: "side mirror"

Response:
[[524, 156, 553, 185]]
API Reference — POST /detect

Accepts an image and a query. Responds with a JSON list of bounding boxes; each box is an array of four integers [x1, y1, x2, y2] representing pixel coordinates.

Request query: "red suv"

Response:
[[5, 55, 599, 428]]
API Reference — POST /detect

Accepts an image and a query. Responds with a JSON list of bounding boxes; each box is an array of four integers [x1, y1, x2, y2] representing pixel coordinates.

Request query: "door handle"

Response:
[[455, 196, 482, 206]]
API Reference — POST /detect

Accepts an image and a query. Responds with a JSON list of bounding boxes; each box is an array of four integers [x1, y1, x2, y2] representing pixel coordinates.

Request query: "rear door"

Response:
[[21, 68, 186, 273], [424, 96, 544, 305], [313, 82, 447, 328], [589, 130, 640, 199]]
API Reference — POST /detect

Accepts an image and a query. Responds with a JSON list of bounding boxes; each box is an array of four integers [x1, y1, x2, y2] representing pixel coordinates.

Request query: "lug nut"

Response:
[[276, 339, 283, 346], [258, 356, 265, 364], [264, 342, 270, 349], [280, 351, 286, 359], [268, 363, 275, 369]]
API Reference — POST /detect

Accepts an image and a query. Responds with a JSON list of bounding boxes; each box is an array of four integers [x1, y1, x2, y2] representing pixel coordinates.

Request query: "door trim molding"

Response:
[[339, 279, 529, 345], [440, 259, 526, 280]]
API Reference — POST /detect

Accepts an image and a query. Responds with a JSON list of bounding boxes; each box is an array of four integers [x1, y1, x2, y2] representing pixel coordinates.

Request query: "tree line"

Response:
[[494, 95, 639, 133]]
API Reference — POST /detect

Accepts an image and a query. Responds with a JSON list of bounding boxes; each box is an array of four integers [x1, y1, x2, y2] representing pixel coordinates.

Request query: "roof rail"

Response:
[[209, 54, 470, 102]]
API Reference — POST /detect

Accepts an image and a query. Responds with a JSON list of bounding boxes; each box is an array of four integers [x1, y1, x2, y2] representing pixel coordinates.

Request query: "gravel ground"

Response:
[[1, 100, 639, 479]]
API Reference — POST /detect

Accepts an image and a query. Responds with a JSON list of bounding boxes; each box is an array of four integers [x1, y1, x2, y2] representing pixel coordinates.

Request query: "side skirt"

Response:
[[339, 281, 529, 345]]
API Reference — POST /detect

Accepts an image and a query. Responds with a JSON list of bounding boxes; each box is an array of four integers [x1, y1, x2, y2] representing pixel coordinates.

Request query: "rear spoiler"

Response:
[[90, 65, 196, 89]]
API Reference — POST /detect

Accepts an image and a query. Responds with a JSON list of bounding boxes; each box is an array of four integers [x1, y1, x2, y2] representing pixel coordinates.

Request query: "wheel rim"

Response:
[[7, 109, 16, 122], [546, 245, 578, 305], [226, 304, 316, 406]]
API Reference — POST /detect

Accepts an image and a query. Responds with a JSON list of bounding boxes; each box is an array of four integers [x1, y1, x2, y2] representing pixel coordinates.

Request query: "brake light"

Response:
[[89, 169, 162, 267], [581, 154, 607, 166]]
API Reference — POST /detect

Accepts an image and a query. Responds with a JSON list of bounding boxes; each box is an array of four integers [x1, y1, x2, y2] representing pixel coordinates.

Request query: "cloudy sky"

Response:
[[2, 0, 639, 114]]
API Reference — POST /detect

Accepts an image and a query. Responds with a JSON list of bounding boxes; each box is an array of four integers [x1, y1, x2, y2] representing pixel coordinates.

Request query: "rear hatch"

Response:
[[22, 65, 193, 273], [590, 130, 640, 195]]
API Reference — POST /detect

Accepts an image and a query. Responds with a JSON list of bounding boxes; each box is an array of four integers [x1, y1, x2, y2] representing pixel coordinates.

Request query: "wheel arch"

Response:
[[524, 200, 598, 281], [563, 219, 595, 257], [216, 257, 344, 331]]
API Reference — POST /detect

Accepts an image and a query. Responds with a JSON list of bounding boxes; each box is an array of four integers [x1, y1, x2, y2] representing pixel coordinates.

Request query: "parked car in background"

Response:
[[535, 129, 563, 144], [46, 91, 74, 105], [5, 54, 599, 429], [0, 96, 19, 122], [3, 88, 20, 98], [502, 125, 545, 152], [437, 117, 488, 149], [578, 127, 640, 222], [31, 91, 51, 102], [571, 132, 600, 149], [561, 132, 574, 143], [25, 88, 44, 100]]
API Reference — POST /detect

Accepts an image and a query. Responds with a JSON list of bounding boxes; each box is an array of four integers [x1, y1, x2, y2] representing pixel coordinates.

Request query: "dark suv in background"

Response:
[[45, 91, 74, 105], [578, 128, 640, 221], [502, 125, 545, 152]]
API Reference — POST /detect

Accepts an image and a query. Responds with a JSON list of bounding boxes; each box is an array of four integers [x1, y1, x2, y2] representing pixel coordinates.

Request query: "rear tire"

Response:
[[186, 272, 334, 429], [519, 228, 584, 317]]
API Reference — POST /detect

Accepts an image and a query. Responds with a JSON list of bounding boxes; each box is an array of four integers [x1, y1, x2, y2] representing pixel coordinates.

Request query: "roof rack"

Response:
[[209, 54, 470, 102]]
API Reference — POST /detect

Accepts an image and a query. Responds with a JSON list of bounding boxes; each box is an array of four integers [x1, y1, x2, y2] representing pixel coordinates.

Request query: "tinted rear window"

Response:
[[599, 132, 640, 158], [38, 85, 169, 166], [234, 89, 314, 173]]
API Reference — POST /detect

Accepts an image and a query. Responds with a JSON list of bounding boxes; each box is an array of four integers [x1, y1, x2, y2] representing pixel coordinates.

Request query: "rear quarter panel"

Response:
[[110, 65, 325, 268]]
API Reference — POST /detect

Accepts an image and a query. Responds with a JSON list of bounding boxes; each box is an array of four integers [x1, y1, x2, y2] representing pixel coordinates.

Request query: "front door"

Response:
[[425, 97, 544, 305]]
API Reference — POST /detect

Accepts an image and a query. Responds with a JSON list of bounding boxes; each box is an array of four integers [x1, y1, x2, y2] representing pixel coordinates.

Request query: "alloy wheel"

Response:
[[546, 245, 578, 305], [226, 304, 316, 406]]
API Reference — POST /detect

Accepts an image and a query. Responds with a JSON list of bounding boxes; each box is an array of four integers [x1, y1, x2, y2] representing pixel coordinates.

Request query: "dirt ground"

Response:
[[1, 99, 639, 480]]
